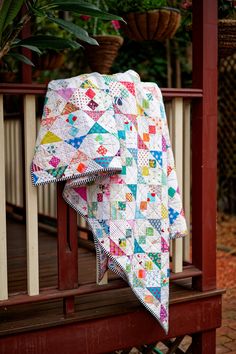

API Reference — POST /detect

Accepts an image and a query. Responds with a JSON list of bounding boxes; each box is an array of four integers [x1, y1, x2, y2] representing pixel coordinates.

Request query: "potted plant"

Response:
[[108, 0, 181, 42], [218, 0, 236, 58], [0, 0, 123, 71], [75, 0, 124, 74]]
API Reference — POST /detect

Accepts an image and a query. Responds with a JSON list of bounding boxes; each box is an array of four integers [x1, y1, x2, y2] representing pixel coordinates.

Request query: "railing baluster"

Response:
[[5, 119, 11, 204], [10, 120, 16, 205], [15, 120, 23, 207], [166, 102, 173, 257], [0, 94, 8, 300], [57, 183, 78, 314], [183, 101, 191, 262], [24, 94, 39, 295], [171, 97, 183, 273]]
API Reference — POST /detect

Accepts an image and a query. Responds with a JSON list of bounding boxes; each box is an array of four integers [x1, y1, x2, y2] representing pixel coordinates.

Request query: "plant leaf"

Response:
[[46, 15, 98, 45], [51, 0, 124, 22], [18, 44, 42, 55], [18, 35, 82, 50], [0, 0, 25, 36], [10, 52, 35, 66]]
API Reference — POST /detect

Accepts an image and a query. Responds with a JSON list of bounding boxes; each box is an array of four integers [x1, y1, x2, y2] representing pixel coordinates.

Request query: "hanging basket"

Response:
[[84, 35, 124, 74], [218, 19, 236, 59], [121, 7, 181, 42]]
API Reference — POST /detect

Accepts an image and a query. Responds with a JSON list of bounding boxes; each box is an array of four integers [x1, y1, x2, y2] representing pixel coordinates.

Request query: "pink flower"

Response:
[[80, 15, 91, 21], [111, 20, 120, 30], [180, 0, 192, 10]]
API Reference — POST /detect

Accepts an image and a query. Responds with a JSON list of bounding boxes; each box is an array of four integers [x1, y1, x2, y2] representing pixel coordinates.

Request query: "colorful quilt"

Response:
[[32, 70, 187, 332]]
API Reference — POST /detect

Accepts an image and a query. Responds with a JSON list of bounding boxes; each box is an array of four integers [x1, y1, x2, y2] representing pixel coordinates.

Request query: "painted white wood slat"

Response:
[[14, 120, 23, 207], [24, 95, 39, 295], [183, 101, 191, 262], [0, 95, 8, 300], [171, 97, 183, 273]]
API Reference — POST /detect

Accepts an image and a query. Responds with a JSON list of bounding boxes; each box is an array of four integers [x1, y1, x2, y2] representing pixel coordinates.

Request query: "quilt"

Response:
[[32, 70, 187, 332]]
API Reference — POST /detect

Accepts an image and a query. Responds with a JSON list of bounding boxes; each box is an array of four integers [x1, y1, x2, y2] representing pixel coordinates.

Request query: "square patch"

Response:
[[49, 156, 60, 168], [146, 227, 154, 236]]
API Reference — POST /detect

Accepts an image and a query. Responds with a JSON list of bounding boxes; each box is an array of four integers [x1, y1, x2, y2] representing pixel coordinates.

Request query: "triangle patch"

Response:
[[147, 287, 161, 300], [74, 186, 87, 201], [84, 110, 105, 122], [150, 151, 162, 167], [148, 253, 161, 270], [138, 135, 148, 150], [98, 220, 110, 235], [94, 156, 114, 168], [148, 219, 161, 234], [127, 184, 137, 198], [41, 131, 62, 144], [57, 88, 74, 101], [135, 207, 146, 219], [80, 79, 98, 89], [110, 239, 126, 256], [62, 102, 79, 114], [134, 239, 145, 254], [88, 122, 109, 135], [161, 237, 169, 253], [65, 136, 86, 149], [133, 273, 145, 288], [160, 304, 167, 321], [128, 148, 138, 163], [46, 165, 67, 178], [120, 81, 135, 96]]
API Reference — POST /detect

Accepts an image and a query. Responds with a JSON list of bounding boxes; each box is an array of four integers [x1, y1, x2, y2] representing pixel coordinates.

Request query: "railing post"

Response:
[[192, 0, 218, 292], [171, 97, 183, 273], [0, 94, 8, 300], [24, 94, 39, 296], [57, 182, 78, 314]]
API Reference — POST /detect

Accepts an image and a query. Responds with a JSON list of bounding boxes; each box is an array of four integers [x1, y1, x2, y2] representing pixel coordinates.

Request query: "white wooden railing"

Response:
[[0, 91, 192, 301]]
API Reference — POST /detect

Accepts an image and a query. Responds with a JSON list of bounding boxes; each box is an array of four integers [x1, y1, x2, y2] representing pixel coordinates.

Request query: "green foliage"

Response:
[[0, 0, 124, 67], [218, 0, 236, 19], [111, 39, 168, 85], [108, 0, 168, 14]]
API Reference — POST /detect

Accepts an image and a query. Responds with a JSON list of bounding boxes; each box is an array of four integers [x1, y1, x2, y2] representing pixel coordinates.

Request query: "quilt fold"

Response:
[[32, 70, 187, 332]]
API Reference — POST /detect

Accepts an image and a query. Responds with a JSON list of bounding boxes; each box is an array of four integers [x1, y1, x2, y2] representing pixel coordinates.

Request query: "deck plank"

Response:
[[2, 216, 222, 338]]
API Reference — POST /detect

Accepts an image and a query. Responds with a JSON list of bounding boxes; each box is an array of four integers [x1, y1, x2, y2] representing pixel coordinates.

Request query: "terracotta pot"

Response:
[[121, 8, 181, 42], [0, 71, 17, 83], [84, 35, 124, 74], [34, 52, 65, 70]]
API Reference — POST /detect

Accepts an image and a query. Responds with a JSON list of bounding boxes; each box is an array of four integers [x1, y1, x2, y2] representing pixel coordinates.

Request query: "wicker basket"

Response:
[[121, 8, 181, 42], [84, 35, 124, 74], [218, 19, 236, 59]]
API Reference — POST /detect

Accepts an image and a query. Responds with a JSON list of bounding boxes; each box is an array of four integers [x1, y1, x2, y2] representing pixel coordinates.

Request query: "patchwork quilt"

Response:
[[32, 70, 187, 332]]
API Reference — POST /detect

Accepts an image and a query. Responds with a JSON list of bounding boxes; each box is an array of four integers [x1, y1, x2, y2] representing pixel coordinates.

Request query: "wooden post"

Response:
[[57, 183, 78, 314], [191, 0, 218, 352], [192, 0, 218, 291]]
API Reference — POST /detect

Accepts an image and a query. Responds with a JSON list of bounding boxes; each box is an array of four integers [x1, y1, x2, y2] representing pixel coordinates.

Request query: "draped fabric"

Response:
[[32, 70, 187, 332]]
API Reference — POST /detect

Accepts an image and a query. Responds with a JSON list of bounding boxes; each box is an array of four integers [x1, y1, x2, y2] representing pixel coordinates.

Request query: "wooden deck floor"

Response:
[[0, 216, 223, 341]]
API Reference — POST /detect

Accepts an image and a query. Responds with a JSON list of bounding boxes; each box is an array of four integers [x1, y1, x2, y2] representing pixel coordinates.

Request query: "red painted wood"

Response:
[[0, 83, 202, 98], [63, 296, 75, 314], [0, 265, 203, 308], [20, 6, 32, 84], [191, 0, 218, 292], [192, 330, 216, 354], [0, 295, 222, 354], [57, 183, 78, 291]]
